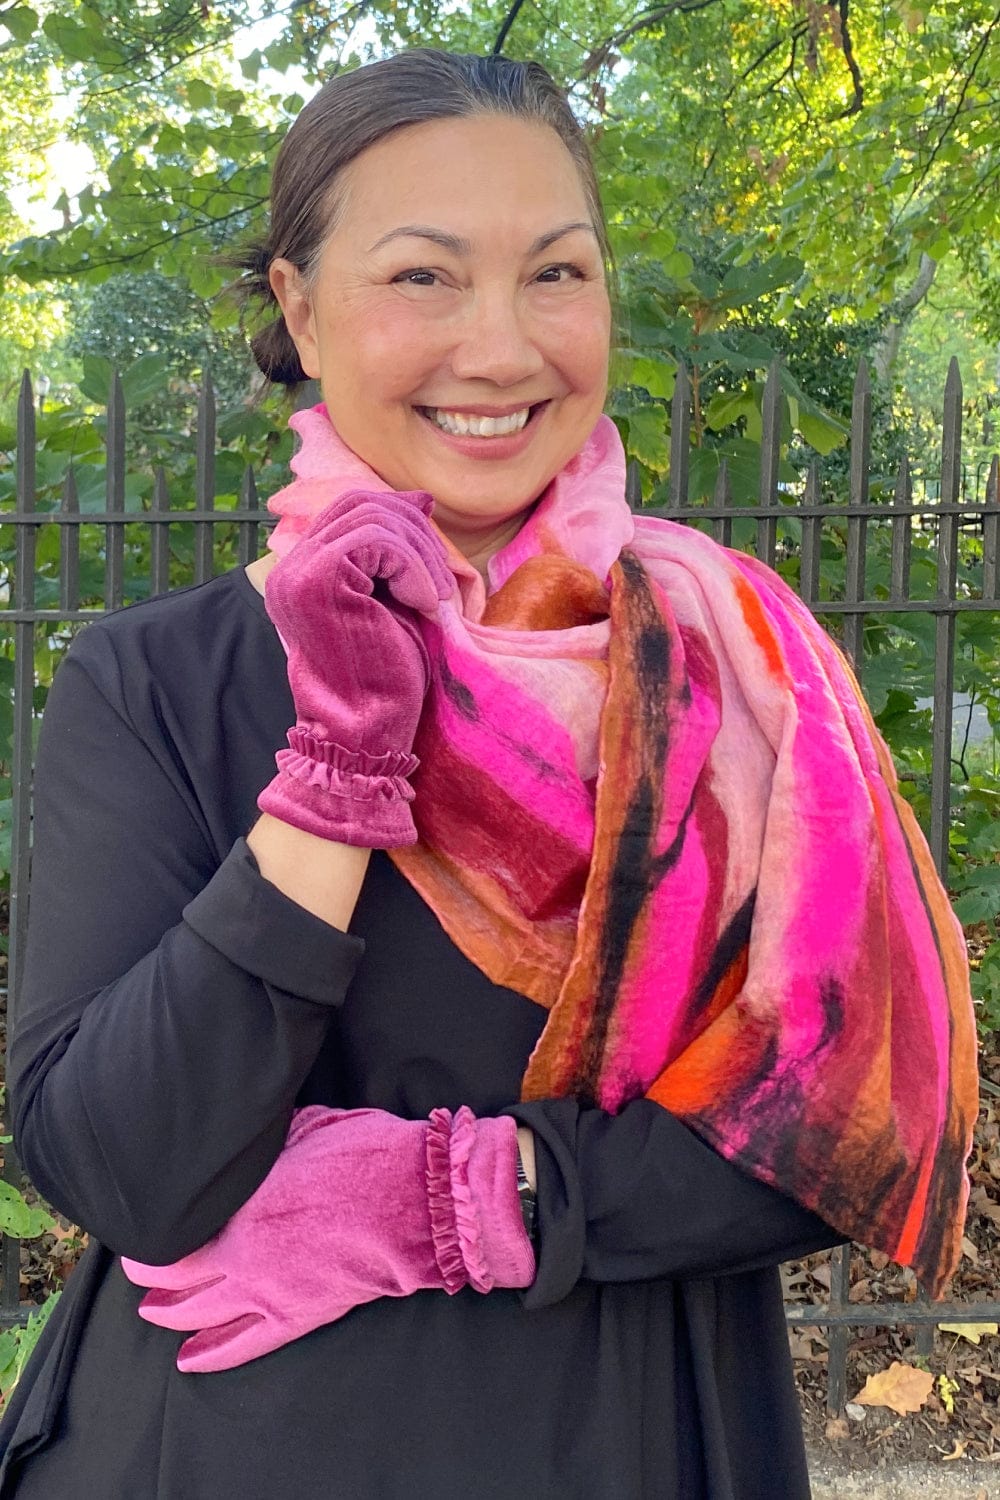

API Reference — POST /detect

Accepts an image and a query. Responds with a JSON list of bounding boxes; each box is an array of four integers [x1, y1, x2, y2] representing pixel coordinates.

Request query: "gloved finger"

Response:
[[121, 1253, 219, 1292], [267, 513, 454, 618], [176, 1312, 271, 1374], [306, 504, 455, 597], [339, 544, 450, 616], [306, 487, 434, 532], [137, 1277, 234, 1331], [298, 497, 436, 546]]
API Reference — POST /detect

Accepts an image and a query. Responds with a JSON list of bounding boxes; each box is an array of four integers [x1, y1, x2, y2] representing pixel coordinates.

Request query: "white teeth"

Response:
[[425, 406, 532, 437]]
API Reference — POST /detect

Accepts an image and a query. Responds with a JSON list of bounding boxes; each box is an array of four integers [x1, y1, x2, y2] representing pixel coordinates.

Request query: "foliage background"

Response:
[[0, 0, 998, 1350]]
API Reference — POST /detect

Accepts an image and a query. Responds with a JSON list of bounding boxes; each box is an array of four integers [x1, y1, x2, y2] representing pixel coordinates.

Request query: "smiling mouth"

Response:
[[416, 402, 548, 438]]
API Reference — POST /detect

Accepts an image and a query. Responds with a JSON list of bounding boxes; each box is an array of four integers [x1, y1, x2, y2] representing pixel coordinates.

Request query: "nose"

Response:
[[447, 289, 546, 387]]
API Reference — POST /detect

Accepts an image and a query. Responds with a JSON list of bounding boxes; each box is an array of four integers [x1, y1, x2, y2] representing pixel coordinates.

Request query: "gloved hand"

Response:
[[257, 489, 455, 847], [121, 1104, 535, 1373]]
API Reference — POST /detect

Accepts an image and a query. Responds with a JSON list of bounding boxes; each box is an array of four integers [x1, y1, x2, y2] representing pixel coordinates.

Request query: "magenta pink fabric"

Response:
[[257, 488, 456, 846], [122, 1105, 533, 1372], [257, 405, 978, 1296]]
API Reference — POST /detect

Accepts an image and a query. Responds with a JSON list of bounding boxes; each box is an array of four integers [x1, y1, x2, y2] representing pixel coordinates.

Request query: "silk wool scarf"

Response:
[[267, 404, 979, 1297]]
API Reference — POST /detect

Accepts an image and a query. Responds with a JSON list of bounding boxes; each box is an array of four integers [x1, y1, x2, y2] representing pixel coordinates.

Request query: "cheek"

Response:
[[326, 301, 440, 397], [541, 298, 611, 394]]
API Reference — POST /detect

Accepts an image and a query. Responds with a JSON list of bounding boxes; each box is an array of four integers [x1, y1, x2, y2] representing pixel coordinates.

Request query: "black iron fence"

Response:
[[1, 359, 999, 1417]]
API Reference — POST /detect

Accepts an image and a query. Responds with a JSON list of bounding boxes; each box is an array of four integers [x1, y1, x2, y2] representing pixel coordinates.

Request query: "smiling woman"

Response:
[[265, 112, 612, 572], [0, 45, 977, 1500]]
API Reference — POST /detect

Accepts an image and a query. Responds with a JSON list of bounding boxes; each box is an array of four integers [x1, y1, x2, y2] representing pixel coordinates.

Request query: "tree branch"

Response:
[[10, 198, 268, 280], [579, 0, 724, 80], [492, 0, 529, 54], [872, 253, 938, 383], [895, 4, 1000, 215], [834, 0, 864, 117]]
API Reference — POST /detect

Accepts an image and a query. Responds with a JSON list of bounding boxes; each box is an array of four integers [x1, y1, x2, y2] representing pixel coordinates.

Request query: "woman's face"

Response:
[[270, 114, 612, 564]]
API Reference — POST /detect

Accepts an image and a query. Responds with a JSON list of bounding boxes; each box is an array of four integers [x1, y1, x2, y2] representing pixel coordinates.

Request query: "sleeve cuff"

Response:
[[182, 837, 366, 1006]]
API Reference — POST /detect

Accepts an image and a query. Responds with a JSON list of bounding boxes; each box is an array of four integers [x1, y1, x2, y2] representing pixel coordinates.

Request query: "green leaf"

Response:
[[954, 888, 1000, 926], [797, 408, 848, 456], [0, 1181, 55, 1240], [41, 13, 95, 61], [623, 353, 676, 401], [0, 1294, 61, 1402], [186, 79, 215, 110], [704, 389, 754, 432], [79, 355, 115, 406], [625, 406, 669, 474], [2, 6, 38, 41], [121, 353, 168, 406]]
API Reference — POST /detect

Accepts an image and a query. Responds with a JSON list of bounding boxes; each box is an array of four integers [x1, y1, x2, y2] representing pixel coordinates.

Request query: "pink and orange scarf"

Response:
[[268, 404, 979, 1297]]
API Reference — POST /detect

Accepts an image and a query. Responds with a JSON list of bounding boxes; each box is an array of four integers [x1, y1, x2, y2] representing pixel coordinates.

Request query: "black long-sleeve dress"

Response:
[[0, 566, 843, 1499]]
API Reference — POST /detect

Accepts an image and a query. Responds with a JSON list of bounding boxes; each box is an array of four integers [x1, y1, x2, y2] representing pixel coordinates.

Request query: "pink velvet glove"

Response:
[[121, 1105, 535, 1373], [257, 489, 455, 847]]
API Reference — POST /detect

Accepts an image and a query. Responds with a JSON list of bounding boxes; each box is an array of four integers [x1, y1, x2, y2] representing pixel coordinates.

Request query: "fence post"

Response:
[[668, 364, 690, 509], [929, 358, 961, 881], [842, 361, 871, 673], [194, 371, 217, 584], [104, 372, 126, 611], [983, 453, 998, 601], [889, 454, 912, 604], [799, 461, 821, 606], [756, 361, 781, 568], [713, 460, 732, 548], [3, 374, 38, 1322]]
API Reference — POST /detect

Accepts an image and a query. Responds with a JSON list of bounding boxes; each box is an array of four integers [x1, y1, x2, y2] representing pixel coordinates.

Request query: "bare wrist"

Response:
[[247, 812, 371, 932]]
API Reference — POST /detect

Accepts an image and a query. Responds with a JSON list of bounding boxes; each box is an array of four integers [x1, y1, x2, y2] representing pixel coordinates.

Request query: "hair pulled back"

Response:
[[235, 49, 612, 385]]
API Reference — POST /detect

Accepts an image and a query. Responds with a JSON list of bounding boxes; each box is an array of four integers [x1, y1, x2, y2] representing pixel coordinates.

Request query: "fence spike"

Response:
[[104, 370, 126, 609], [889, 454, 912, 603], [237, 467, 261, 568], [982, 453, 998, 602], [842, 359, 872, 671], [59, 467, 80, 614], [929, 361, 962, 878], [194, 370, 217, 584], [668, 363, 691, 509], [625, 458, 642, 510], [799, 461, 821, 605], [6, 375, 39, 1315], [756, 360, 781, 566], [940, 357, 963, 510], [150, 467, 170, 597], [712, 459, 732, 546]]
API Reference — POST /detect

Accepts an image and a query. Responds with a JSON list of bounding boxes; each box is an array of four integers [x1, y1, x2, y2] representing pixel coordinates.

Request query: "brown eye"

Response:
[[393, 269, 439, 287], [536, 263, 585, 284]]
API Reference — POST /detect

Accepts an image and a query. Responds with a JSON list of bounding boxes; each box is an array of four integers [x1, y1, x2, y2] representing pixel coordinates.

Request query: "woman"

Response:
[[0, 49, 977, 1499]]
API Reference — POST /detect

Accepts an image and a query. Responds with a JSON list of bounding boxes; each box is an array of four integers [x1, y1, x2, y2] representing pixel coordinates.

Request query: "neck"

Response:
[[433, 508, 535, 586]]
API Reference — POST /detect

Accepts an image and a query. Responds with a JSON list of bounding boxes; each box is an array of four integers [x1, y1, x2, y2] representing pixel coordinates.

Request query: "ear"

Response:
[[268, 258, 321, 380]]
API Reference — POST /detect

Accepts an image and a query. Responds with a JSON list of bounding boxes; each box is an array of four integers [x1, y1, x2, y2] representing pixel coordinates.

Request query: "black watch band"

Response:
[[516, 1149, 538, 1244]]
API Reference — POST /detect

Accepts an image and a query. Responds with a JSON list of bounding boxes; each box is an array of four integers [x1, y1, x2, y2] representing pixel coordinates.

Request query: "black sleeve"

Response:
[[9, 626, 365, 1265], [506, 1098, 845, 1306]]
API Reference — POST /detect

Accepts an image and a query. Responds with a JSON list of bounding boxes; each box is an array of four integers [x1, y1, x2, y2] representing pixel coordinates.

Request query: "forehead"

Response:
[[333, 114, 593, 243]]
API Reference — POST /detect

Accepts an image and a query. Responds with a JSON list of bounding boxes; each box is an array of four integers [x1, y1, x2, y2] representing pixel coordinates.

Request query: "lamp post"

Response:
[[36, 372, 51, 414]]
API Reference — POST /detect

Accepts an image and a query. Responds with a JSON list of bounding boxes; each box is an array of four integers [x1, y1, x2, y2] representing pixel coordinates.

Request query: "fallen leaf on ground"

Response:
[[941, 1439, 966, 1460], [854, 1361, 935, 1416], [938, 1321, 998, 1344]]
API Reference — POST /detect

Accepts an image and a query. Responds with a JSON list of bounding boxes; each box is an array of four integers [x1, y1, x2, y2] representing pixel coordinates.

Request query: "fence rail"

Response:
[[2, 359, 999, 1417]]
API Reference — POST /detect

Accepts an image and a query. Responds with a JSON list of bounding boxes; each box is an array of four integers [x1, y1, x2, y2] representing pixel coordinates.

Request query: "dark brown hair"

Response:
[[234, 49, 614, 385]]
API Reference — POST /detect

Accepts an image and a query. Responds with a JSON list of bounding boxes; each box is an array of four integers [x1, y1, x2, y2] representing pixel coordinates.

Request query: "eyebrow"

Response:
[[367, 220, 598, 257]]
